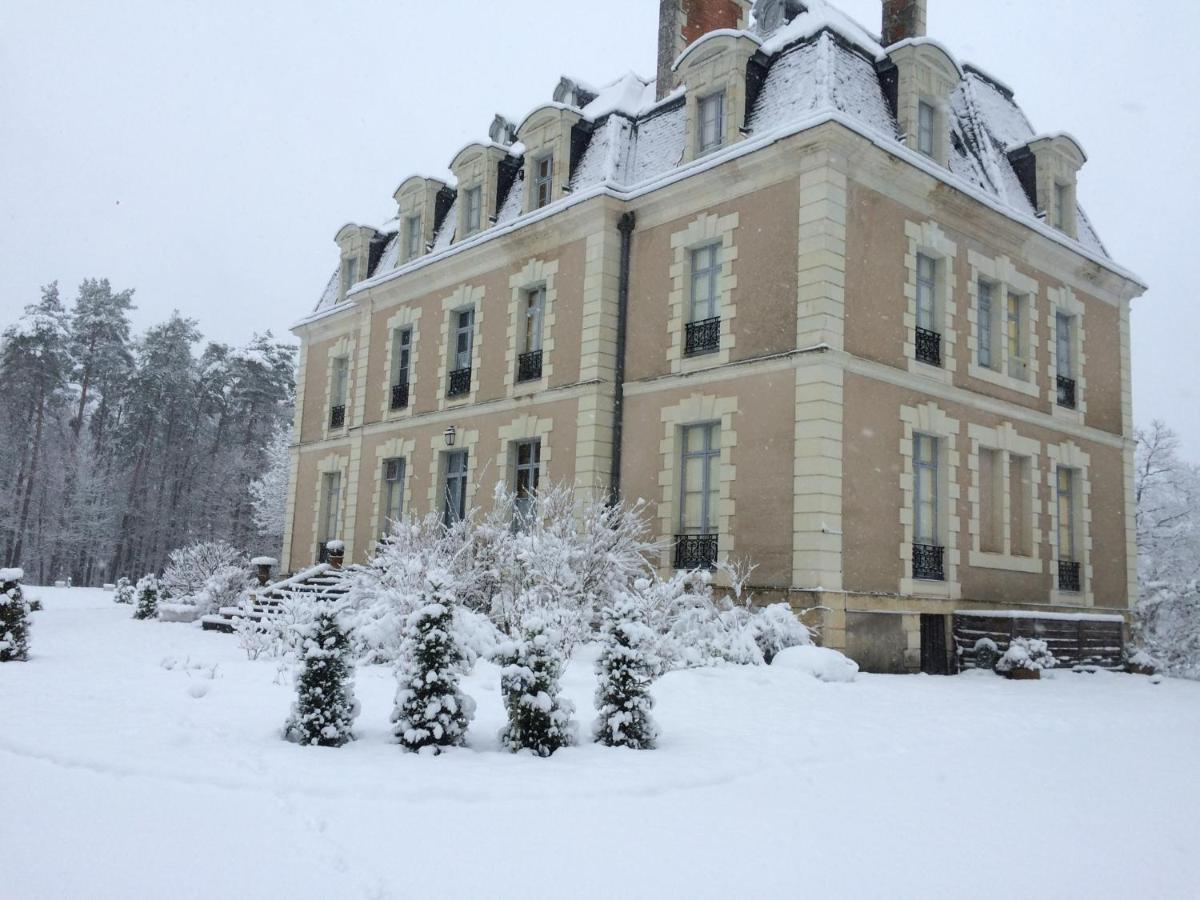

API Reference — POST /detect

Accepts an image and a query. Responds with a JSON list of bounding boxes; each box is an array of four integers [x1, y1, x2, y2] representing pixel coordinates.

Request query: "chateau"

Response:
[[282, 0, 1145, 672]]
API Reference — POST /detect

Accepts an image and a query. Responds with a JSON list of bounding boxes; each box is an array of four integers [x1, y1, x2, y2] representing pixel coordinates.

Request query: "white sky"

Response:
[[2, 0, 1197, 456]]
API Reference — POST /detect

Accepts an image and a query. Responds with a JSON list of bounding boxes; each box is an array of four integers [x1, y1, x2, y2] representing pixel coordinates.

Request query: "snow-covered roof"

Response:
[[306, 1, 1134, 319]]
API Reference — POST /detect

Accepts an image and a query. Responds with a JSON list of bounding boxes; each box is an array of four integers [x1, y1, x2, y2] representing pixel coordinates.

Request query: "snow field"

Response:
[[3, 587, 1199, 899]]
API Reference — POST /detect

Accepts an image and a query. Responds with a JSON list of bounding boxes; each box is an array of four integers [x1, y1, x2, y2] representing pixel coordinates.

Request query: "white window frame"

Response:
[[679, 422, 721, 536], [977, 279, 996, 371], [913, 433, 940, 550], [320, 471, 342, 543], [523, 287, 545, 354], [689, 244, 721, 323], [965, 250, 1039, 397], [917, 100, 936, 158], [452, 308, 474, 372], [380, 457, 405, 536], [442, 450, 469, 526], [405, 215, 422, 262], [512, 439, 541, 528], [391, 327, 412, 389], [533, 155, 554, 209], [464, 186, 482, 237], [330, 356, 349, 409], [916, 253, 938, 333], [967, 423, 1043, 574], [341, 256, 359, 297], [697, 91, 725, 156]]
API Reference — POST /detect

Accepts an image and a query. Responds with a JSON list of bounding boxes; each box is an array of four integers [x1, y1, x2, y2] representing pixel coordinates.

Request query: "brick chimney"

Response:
[[657, 0, 752, 99], [881, 0, 927, 47]]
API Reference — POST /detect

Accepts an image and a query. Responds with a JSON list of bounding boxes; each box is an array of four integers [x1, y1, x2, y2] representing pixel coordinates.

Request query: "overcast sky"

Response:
[[2, 0, 1197, 457]]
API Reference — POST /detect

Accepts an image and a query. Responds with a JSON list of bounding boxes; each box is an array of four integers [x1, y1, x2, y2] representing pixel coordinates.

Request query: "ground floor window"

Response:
[[675, 422, 720, 569], [381, 457, 405, 537], [442, 450, 469, 527], [913, 433, 944, 581], [512, 439, 540, 528]]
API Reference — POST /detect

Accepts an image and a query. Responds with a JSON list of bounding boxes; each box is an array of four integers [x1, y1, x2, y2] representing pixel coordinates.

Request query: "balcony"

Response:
[[1057, 375, 1077, 410], [517, 350, 543, 383], [1058, 559, 1082, 593], [329, 404, 346, 429], [390, 382, 409, 411], [685, 316, 721, 357], [447, 367, 472, 398], [912, 543, 946, 581], [915, 328, 942, 367], [674, 533, 719, 571]]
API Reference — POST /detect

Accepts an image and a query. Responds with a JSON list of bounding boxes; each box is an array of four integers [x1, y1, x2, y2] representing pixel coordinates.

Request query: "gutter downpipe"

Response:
[[609, 211, 636, 505]]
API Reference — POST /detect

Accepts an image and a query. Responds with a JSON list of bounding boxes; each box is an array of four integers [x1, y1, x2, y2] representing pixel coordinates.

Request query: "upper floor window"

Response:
[[381, 457, 405, 536], [464, 186, 483, 237], [917, 101, 936, 158], [341, 257, 359, 297], [442, 450, 469, 526], [512, 439, 541, 528], [1052, 182, 1069, 232], [405, 215, 422, 262], [915, 253, 941, 367], [390, 328, 412, 410], [330, 356, 349, 428], [697, 91, 726, 156], [1056, 466, 1080, 592], [533, 155, 554, 210], [1056, 312, 1077, 409], [685, 244, 721, 357], [518, 288, 545, 383], [448, 308, 474, 398], [1006, 292, 1030, 381], [320, 472, 341, 544], [977, 280, 996, 370]]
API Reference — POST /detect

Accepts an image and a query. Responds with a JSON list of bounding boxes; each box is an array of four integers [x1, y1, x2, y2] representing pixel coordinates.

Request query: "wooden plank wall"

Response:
[[953, 614, 1125, 671]]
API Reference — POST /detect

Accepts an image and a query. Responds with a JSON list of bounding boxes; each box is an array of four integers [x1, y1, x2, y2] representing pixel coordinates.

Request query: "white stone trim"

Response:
[[668, 212, 739, 374], [311, 452, 349, 565], [966, 422, 1043, 574], [796, 159, 847, 352], [1046, 284, 1088, 425], [322, 334, 355, 440], [899, 401, 962, 599], [578, 227, 620, 384], [793, 363, 844, 590], [367, 436, 416, 555], [505, 258, 558, 397], [964, 250, 1040, 397], [903, 220, 957, 384], [426, 428, 480, 518], [1119, 299, 1138, 609], [657, 393, 738, 572], [436, 285, 484, 411], [379, 306, 422, 421], [497, 413, 554, 491], [1046, 441, 1094, 607]]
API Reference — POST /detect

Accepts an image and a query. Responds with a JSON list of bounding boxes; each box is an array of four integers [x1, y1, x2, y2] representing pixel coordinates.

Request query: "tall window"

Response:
[[320, 471, 341, 543], [1006, 293, 1028, 380], [1010, 454, 1033, 557], [330, 356, 349, 427], [443, 450, 469, 526], [533, 155, 554, 209], [916, 254, 937, 332], [342, 257, 359, 296], [1056, 312, 1076, 408], [512, 439, 541, 527], [405, 215, 422, 262], [697, 91, 725, 156], [690, 245, 720, 323], [465, 186, 482, 236], [979, 447, 1003, 554], [391, 328, 412, 396], [454, 309, 474, 370], [913, 434, 940, 549], [978, 280, 995, 369], [1057, 467, 1076, 562], [380, 458, 405, 536], [680, 423, 720, 536], [523, 288, 545, 353], [917, 101, 936, 158]]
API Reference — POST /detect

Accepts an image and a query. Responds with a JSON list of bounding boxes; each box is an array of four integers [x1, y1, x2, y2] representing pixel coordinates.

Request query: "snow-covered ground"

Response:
[[4, 588, 1199, 899]]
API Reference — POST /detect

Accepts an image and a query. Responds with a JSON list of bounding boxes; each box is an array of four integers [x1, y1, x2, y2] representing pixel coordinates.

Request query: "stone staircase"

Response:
[[200, 564, 351, 634]]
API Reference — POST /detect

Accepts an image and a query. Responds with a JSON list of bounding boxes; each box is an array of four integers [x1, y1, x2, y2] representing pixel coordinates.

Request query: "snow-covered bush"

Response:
[[391, 584, 476, 754], [497, 617, 576, 757], [1, 568, 31, 662], [995, 637, 1057, 674], [114, 576, 135, 605], [593, 597, 659, 749], [972, 637, 1000, 671], [772, 645, 859, 682], [191, 565, 252, 616], [161, 540, 247, 600], [752, 603, 813, 664], [133, 575, 160, 620], [284, 602, 360, 748], [1136, 582, 1200, 680]]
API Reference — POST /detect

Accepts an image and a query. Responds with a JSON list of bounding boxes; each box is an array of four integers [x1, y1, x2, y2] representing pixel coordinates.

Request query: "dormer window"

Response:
[[517, 105, 581, 214], [1007, 134, 1086, 239], [883, 42, 961, 168], [465, 186, 482, 237], [698, 91, 726, 156], [533, 155, 554, 210], [917, 101, 936, 158], [404, 215, 422, 262], [1053, 182, 1069, 232], [392, 176, 446, 265], [341, 256, 359, 296]]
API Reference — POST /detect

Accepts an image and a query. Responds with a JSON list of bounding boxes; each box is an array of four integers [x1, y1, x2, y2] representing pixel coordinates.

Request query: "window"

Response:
[[917, 101, 936, 158], [1053, 182, 1069, 231], [697, 91, 725, 156], [1056, 312, 1077, 408], [518, 288, 545, 382], [342, 257, 359, 296], [1006, 293, 1028, 380], [979, 448, 1003, 554], [1057, 466, 1081, 592], [389, 328, 411, 410], [320, 471, 341, 543], [676, 423, 720, 570], [442, 450, 469, 526], [915, 253, 941, 366], [330, 356, 348, 428], [1009, 454, 1033, 557], [685, 244, 722, 357], [464, 186, 482, 237], [448, 309, 474, 397], [380, 458, 405, 536], [512, 439, 541, 527], [533, 155, 554, 209], [978, 280, 996, 370], [405, 215, 422, 262], [914, 434, 940, 549]]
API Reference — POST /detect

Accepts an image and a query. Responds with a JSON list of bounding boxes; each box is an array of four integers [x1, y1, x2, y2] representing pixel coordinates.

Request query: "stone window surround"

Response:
[[965, 250, 1040, 398], [1046, 284, 1088, 425], [426, 428, 480, 520], [505, 258, 558, 397], [887, 41, 960, 168], [334, 224, 377, 302], [668, 211, 739, 374], [393, 176, 445, 264], [312, 452, 349, 564], [657, 393, 738, 574], [450, 145, 507, 242], [435, 285, 484, 411], [966, 422, 1043, 574], [903, 221, 957, 384], [497, 413, 554, 497], [323, 335, 354, 440], [1025, 135, 1085, 239], [674, 32, 759, 164], [379, 306, 422, 421], [368, 436, 416, 554], [516, 106, 581, 214], [1046, 440, 1094, 607], [899, 401, 962, 600]]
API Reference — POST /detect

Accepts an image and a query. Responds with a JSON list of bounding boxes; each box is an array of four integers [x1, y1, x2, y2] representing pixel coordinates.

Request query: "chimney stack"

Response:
[[656, 0, 752, 99], [881, 0, 927, 47]]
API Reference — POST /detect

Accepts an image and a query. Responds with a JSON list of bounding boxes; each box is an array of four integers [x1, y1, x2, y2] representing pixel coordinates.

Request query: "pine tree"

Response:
[[114, 576, 135, 604], [497, 617, 576, 757], [133, 574, 160, 620], [391, 586, 475, 754], [284, 603, 359, 747], [594, 598, 660, 749], [0, 570, 31, 662]]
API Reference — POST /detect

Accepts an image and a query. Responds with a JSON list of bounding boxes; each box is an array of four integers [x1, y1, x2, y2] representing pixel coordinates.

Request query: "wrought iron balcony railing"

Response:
[[329, 405, 346, 429], [517, 350, 543, 383], [674, 533, 719, 571], [915, 327, 942, 367], [1057, 375, 1077, 410], [390, 382, 409, 411], [912, 543, 946, 581], [685, 316, 721, 357], [447, 367, 472, 398], [1058, 559, 1082, 593]]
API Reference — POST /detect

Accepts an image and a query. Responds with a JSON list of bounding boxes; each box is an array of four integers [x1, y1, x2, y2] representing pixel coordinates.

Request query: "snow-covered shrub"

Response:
[[1, 568, 31, 662], [191, 565, 252, 616], [772, 645, 859, 682], [995, 637, 1057, 674], [391, 585, 476, 754], [161, 540, 247, 600], [284, 602, 360, 748], [1136, 582, 1200, 680], [114, 576, 135, 605], [133, 575, 160, 620], [497, 617, 577, 757], [594, 597, 659, 749], [752, 603, 813, 664], [973, 637, 1000, 671]]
